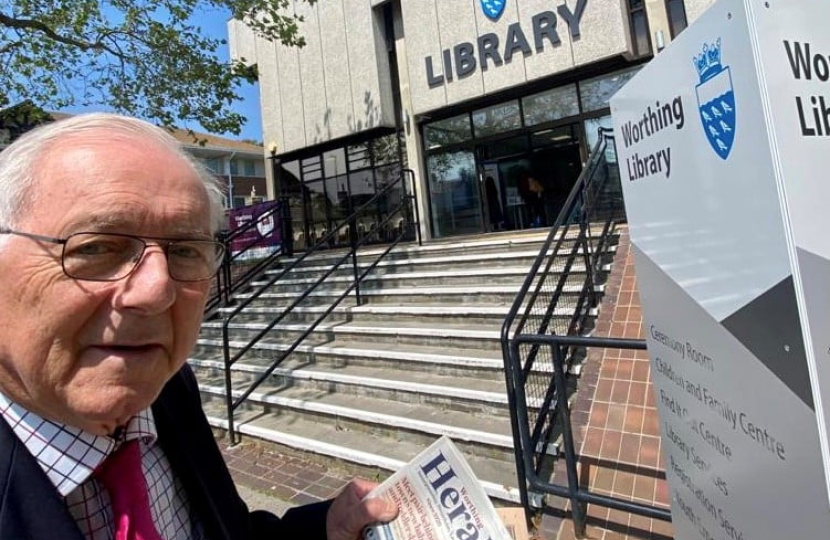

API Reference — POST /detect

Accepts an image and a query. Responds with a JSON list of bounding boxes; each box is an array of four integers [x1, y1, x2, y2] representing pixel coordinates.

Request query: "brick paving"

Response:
[[216, 226, 675, 539], [547, 228, 673, 540], [219, 439, 354, 507]]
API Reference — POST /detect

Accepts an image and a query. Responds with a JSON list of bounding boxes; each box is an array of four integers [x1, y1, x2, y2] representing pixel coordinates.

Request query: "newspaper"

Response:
[[363, 437, 514, 540]]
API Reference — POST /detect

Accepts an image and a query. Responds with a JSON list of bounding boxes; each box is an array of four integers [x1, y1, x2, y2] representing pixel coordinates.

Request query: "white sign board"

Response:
[[611, 1, 830, 538]]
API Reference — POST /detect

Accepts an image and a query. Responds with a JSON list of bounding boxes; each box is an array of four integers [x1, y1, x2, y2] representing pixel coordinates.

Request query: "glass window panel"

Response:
[[324, 176, 348, 220], [349, 170, 376, 210], [348, 143, 372, 170], [579, 66, 641, 113], [427, 150, 483, 238], [323, 149, 345, 179], [202, 158, 221, 173], [667, 0, 688, 37], [584, 116, 617, 163], [279, 160, 306, 248], [371, 133, 401, 166], [472, 101, 521, 138], [633, 12, 650, 56], [522, 85, 579, 126], [304, 180, 331, 244], [424, 114, 472, 149], [482, 135, 530, 160], [531, 125, 575, 150], [244, 160, 255, 176], [301, 157, 323, 181], [374, 163, 405, 240], [282, 159, 300, 180], [229, 159, 239, 175]]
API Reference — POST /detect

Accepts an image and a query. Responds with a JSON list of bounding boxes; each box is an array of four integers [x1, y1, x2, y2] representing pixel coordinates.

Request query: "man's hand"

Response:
[[326, 478, 399, 540]]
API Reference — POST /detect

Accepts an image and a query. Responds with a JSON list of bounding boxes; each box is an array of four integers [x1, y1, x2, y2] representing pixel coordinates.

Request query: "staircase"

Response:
[[190, 227, 614, 504]]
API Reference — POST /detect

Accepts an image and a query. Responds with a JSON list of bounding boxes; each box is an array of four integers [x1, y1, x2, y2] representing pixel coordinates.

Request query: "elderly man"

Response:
[[0, 113, 397, 540]]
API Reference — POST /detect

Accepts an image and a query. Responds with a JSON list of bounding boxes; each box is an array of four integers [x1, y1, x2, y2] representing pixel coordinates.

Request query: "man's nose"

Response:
[[117, 245, 176, 313]]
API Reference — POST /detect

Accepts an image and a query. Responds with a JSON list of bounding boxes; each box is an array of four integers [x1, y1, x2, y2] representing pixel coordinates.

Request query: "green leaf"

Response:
[[0, 0, 314, 133]]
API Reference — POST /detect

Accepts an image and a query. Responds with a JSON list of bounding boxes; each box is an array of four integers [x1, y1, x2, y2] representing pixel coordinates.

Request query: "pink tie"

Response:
[[95, 439, 164, 540]]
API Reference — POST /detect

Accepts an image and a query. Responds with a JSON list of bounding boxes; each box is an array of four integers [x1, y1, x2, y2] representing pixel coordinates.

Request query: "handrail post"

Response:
[[222, 324, 238, 445], [500, 129, 623, 536], [220, 231, 232, 306], [407, 170, 422, 246], [501, 336, 534, 526], [219, 170, 420, 448], [280, 196, 294, 257], [552, 341, 587, 537], [348, 201, 361, 305]]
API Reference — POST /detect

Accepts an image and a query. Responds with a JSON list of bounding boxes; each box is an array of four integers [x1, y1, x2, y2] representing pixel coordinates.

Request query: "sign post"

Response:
[[611, 1, 830, 538]]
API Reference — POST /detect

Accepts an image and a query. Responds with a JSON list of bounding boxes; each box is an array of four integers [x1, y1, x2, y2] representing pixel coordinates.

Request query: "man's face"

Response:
[[0, 133, 213, 435]]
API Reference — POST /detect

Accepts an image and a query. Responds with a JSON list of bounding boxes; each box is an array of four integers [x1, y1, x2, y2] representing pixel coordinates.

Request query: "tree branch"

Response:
[[0, 12, 123, 57], [0, 39, 23, 55]]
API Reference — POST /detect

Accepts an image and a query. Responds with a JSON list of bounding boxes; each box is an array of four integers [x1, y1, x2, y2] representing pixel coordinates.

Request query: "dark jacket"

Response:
[[0, 365, 331, 540]]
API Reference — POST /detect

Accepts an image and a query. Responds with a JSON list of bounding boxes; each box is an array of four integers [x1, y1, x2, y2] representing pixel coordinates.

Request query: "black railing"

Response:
[[502, 127, 668, 532], [222, 169, 419, 443], [512, 334, 670, 538], [206, 200, 290, 314]]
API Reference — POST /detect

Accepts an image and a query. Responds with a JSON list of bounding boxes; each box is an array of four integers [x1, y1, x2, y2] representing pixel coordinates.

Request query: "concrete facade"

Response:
[[402, 0, 631, 115], [231, 0, 715, 242], [229, 0, 396, 156]]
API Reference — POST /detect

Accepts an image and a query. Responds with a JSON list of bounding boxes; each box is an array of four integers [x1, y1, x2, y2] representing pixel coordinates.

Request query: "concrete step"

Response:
[[190, 353, 512, 413], [215, 303, 597, 326], [282, 230, 552, 266], [199, 320, 504, 352], [255, 266, 547, 291], [234, 285, 531, 308], [264, 244, 610, 282], [195, 226, 619, 507], [198, 382, 515, 461], [203, 408, 523, 503]]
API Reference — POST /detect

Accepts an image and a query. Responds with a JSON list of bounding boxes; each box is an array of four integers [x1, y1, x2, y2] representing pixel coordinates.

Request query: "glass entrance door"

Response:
[[476, 125, 583, 232], [426, 150, 484, 237], [424, 121, 584, 238]]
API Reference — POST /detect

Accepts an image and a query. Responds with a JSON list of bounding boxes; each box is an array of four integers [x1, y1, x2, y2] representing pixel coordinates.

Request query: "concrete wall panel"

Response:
[[344, 1, 393, 132], [255, 35, 283, 153], [401, 2, 447, 115], [476, 0, 528, 95], [295, 2, 328, 146], [230, 0, 395, 153], [370, 6, 397, 129], [403, 0, 635, 115], [318, 0, 353, 139], [519, 0, 577, 82], [276, 1, 306, 152], [685, 0, 716, 23], [436, 0, 484, 107], [228, 19, 257, 66], [571, 0, 629, 65]]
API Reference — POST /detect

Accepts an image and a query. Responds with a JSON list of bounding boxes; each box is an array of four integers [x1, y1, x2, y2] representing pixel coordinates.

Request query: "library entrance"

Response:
[[425, 123, 583, 238]]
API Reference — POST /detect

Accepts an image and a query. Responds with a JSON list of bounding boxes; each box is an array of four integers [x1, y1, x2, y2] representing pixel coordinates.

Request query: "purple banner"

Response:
[[228, 200, 282, 260]]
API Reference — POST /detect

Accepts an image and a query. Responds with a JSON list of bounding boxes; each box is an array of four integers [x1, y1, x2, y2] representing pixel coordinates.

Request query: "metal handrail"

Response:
[[512, 334, 671, 537], [501, 127, 630, 520], [221, 169, 420, 443], [206, 200, 289, 314]]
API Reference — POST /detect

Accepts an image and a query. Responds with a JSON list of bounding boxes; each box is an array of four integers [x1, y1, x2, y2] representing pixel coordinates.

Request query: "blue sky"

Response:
[[189, 10, 263, 142], [61, 7, 264, 143]]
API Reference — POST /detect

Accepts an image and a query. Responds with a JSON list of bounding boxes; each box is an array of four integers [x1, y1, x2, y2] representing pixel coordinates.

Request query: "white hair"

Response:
[[0, 112, 226, 233]]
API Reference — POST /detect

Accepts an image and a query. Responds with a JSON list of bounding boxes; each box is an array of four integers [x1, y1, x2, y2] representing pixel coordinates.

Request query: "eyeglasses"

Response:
[[0, 229, 226, 282]]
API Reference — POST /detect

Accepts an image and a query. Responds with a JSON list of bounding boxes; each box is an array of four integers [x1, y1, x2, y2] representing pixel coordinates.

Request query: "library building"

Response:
[[229, 0, 712, 247]]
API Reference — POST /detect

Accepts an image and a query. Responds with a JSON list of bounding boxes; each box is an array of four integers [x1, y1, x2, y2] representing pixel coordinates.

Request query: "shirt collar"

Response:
[[0, 391, 157, 496]]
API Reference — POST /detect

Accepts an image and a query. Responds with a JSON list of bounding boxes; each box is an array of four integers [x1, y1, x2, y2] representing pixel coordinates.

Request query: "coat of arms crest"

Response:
[[694, 38, 736, 160]]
